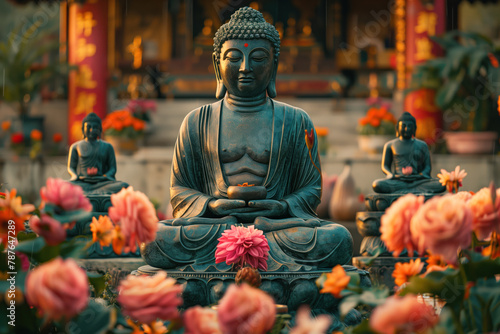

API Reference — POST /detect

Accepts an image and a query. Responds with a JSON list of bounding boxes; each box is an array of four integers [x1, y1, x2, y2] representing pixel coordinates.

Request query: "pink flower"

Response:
[[437, 166, 467, 193], [25, 258, 89, 321], [87, 167, 98, 176], [381, 194, 424, 257], [16, 252, 30, 271], [289, 306, 331, 334], [455, 191, 472, 202], [410, 195, 473, 263], [215, 225, 270, 270], [108, 186, 158, 253], [402, 166, 413, 175], [40, 178, 92, 212], [29, 215, 66, 246], [217, 284, 276, 334], [183, 306, 222, 334], [370, 294, 438, 334], [468, 185, 500, 240], [117, 271, 183, 324]]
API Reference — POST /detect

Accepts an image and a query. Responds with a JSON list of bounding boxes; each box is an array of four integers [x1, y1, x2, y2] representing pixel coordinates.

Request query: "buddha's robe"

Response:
[[69, 140, 128, 195], [142, 99, 353, 271]]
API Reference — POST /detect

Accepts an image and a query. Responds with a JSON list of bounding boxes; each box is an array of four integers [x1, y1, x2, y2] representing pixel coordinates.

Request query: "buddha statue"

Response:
[[141, 7, 353, 272], [372, 112, 445, 194], [68, 113, 129, 195]]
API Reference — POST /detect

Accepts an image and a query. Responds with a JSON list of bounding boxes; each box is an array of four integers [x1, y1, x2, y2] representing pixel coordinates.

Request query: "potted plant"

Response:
[[102, 110, 146, 155], [0, 20, 73, 145], [357, 97, 397, 153], [409, 31, 500, 154]]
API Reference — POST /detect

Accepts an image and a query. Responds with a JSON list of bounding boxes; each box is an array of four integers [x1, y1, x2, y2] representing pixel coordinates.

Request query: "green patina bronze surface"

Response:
[[141, 7, 353, 271]]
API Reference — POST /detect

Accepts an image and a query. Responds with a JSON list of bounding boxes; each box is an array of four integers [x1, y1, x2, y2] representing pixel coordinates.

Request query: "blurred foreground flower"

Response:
[[183, 306, 221, 334], [117, 271, 183, 324], [109, 186, 158, 253], [215, 225, 270, 270], [370, 294, 438, 334], [41, 178, 92, 212], [0, 189, 34, 240], [468, 184, 500, 240], [217, 283, 276, 334], [410, 195, 473, 263], [29, 214, 66, 246], [26, 257, 89, 321], [90, 215, 115, 248], [289, 306, 331, 334], [380, 194, 424, 257], [319, 265, 350, 298]]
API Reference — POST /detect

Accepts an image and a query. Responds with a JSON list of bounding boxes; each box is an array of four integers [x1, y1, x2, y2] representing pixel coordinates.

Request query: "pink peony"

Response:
[[25, 258, 89, 321], [29, 215, 66, 246], [289, 306, 331, 334], [380, 194, 424, 257], [402, 166, 413, 176], [410, 195, 473, 263], [40, 178, 92, 211], [370, 294, 438, 334], [117, 271, 183, 324], [108, 187, 158, 253], [468, 186, 500, 240], [455, 191, 473, 202], [215, 225, 270, 270], [217, 283, 276, 334], [183, 306, 222, 334]]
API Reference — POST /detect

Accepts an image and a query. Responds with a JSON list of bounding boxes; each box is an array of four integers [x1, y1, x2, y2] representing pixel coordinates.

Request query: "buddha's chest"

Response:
[[219, 112, 272, 163]]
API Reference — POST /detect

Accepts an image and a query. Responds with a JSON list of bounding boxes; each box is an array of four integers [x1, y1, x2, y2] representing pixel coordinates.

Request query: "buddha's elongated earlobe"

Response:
[[213, 53, 227, 99], [266, 61, 278, 98]]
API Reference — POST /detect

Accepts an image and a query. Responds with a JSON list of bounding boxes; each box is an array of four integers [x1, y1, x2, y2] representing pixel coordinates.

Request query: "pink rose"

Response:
[[108, 187, 158, 253], [410, 195, 473, 263], [370, 294, 438, 334], [215, 225, 270, 270], [217, 283, 276, 334], [26, 258, 89, 321], [380, 194, 424, 257], [455, 191, 472, 202], [468, 186, 500, 240], [40, 178, 92, 212], [289, 306, 331, 334], [117, 271, 183, 324], [29, 215, 66, 246], [183, 306, 222, 334]]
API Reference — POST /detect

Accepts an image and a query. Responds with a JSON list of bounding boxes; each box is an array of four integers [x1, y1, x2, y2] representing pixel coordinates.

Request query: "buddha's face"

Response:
[[398, 120, 416, 140], [219, 39, 274, 98], [83, 120, 101, 141]]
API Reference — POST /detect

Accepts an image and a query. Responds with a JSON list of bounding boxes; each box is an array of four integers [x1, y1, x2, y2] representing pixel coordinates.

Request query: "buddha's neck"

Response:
[[225, 93, 268, 113]]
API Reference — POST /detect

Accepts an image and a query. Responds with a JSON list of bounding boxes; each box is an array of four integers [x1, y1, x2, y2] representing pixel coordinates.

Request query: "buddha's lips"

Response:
[[239, 77, 254, 83]]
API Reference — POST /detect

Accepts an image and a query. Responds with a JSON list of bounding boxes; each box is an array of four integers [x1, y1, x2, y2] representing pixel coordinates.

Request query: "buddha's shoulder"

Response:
[[271, 99, 312, 120]]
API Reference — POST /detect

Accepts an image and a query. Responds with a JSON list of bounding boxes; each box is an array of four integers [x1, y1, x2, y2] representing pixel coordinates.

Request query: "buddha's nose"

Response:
[[239, 57, 251, 72]]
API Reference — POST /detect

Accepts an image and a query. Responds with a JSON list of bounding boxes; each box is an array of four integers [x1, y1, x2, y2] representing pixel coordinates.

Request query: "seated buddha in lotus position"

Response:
[[68, 112, 129, 195], [141, 7, 353, 271], [372, 112, 445, 194]]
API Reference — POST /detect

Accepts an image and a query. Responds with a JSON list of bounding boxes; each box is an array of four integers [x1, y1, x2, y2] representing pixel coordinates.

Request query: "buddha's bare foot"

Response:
[[170, 215, 238, 226], [254, 217, 321, 233]]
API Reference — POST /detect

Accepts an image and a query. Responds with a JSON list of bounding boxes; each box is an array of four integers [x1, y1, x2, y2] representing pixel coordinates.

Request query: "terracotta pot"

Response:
[[358, 135, 393, 154], [106, 136, 139, 155], [444, 131, 498, 154]]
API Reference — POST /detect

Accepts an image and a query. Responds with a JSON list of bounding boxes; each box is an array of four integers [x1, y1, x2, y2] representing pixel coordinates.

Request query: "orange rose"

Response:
[[367, 108, 378, 118], [320, 265, 350, 298], [359, 117, 369, 126], [30, 129, 43, 141], [392, 259, 424, 287], [370, 118, 381, 127]]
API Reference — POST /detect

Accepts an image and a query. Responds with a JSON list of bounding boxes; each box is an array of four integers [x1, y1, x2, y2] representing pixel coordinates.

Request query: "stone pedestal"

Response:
[[137, 264, 371, 330]]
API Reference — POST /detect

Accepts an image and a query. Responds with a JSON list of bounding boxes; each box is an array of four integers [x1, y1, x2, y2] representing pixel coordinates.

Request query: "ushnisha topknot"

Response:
[[213, 6, 280, 63]]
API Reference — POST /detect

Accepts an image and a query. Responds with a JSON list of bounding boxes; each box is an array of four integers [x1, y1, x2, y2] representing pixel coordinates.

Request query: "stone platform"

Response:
[[137, 264, 371, 330]]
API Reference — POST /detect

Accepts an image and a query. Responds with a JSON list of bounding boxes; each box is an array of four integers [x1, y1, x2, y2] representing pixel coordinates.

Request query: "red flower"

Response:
[[52, 133, 63, 143], [30, 129, 43, 141], [11, 132, 24, 144], [489, 53, 499, 68], [304, 128, 314, 150]]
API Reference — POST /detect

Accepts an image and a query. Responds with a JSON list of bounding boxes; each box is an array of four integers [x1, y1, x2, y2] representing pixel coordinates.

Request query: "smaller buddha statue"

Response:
[[68, 113, 129, 195], [372, 112, 445, 194]]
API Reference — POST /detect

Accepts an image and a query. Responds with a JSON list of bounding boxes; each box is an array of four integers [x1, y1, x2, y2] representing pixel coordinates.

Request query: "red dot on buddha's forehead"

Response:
[[244, 43, 248, 47]]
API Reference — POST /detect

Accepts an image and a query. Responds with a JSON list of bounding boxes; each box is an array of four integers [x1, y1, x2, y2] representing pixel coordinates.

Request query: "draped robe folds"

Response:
[[142, 99, 353, 271]]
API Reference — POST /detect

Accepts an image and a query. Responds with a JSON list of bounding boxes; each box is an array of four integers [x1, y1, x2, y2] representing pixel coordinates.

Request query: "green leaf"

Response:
[[68, 299, 115, 334], [14, 237, 46, 254], [468, 49, 489, 78], [435, 68, 465, 110], [88, 273, 107, 297], [340, 294, 361, 315], [343, 318, 377, 334], [59, 237, 90, 259]]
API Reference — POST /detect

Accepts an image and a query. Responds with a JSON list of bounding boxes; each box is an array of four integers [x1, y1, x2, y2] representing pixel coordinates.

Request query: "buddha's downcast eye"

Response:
[[225, 50, 242, 62]]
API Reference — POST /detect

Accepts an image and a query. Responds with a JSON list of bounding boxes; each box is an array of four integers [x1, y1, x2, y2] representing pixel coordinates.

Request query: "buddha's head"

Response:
[[82, 112, 102, 141], [396, 112, 417, 140], [213, 7, 280, 99]]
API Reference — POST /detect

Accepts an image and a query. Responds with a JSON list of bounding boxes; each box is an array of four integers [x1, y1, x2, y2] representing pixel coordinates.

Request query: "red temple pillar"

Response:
[[68, 0, 108, 144], [404, 0, 446, 144]]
